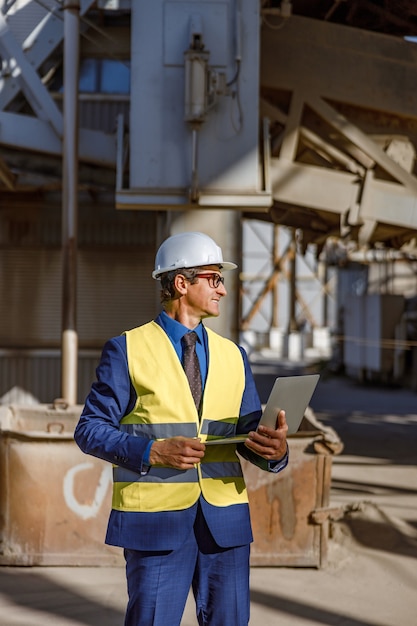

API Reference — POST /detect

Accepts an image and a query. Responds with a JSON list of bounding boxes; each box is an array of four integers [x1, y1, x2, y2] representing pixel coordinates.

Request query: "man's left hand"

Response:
[[244, 410, 288, 461]]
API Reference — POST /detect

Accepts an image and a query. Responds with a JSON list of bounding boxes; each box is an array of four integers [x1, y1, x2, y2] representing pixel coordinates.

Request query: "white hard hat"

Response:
[[152, 232, 237, 279]]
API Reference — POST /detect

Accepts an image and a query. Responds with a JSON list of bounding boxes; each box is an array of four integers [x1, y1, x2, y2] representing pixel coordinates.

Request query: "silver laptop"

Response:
[[205, 374, 320, 445]]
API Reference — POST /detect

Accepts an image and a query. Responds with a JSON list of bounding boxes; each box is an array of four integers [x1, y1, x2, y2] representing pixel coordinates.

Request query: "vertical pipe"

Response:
[[61, 0, 80, 405], [190, 127, 199, 202], [288, 229, 297, 333], [321, 256, 329, 327], [272, 224, 279, 328]]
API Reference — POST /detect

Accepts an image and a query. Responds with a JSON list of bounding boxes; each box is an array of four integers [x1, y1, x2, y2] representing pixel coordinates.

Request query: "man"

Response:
[[74, 231, 288, 626]]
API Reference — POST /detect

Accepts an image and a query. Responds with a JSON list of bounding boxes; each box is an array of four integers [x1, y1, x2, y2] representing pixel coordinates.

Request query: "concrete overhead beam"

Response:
[[270, 159, 359, 214], [261, 15, 417, 121]]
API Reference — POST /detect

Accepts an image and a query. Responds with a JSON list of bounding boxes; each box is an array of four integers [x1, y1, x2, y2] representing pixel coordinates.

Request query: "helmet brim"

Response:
[[152, 260, 237, 280], [218, 261, 238, 272]]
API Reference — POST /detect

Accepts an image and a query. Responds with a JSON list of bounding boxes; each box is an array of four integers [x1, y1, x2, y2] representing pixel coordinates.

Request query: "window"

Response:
[[78, 58, 131, 94]]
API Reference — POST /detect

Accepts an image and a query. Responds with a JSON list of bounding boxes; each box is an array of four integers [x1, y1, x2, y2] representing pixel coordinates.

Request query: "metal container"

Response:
[[0, 405, 122, 566], [243, 435, 335, 568], [0, 405, 338, 568]]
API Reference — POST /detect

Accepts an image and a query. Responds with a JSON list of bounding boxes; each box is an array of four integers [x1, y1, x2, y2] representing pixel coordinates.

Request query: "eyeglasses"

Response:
[[195, 273, 225, 288]]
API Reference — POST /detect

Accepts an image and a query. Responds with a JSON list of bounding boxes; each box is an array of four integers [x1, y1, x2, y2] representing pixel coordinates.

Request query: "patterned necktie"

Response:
[[182, 332, 202, 410]]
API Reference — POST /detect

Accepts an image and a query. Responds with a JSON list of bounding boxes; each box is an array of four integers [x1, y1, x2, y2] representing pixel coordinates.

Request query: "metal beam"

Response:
[[0, 0, 97, 110], [241, 241, 291, 330], [307, 95, 417, 195], [0, 111, 116, 167], [270, 160, 360, 214], [260, 97, 365, 175], [279, 92, 304, 163], [0, 13, 62, 137], [360, 175, 417, 231]]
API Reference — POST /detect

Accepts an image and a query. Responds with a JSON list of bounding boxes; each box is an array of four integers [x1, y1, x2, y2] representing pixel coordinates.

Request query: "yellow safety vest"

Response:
[[112, 321, 248, 513]]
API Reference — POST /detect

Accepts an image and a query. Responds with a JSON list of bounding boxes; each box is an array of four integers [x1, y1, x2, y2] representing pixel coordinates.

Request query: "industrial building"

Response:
[[1, 0, 417, 402], [1, 0, 417, 573]]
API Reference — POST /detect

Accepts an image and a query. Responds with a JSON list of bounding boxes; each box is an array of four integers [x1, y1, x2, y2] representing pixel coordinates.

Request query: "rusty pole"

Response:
[[61, 0, 80, 405]]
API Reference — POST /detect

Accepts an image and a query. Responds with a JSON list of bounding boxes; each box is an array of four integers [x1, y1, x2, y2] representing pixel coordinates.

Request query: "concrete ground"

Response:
[[1, 360, 417, 625]]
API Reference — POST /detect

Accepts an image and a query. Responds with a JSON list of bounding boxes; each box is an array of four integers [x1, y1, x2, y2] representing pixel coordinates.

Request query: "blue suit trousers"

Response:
[[124, 503, 250, 626]]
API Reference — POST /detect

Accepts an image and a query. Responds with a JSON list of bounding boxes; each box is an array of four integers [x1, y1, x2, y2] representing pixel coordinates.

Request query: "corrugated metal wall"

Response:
[[0, 349, 100, 405], [79, 97, 129, 133], [0, 6, 150, 404], [0, 204, 158, 404]]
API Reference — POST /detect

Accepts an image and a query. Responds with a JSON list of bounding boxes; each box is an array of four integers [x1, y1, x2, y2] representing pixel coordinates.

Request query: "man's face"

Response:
[[184, 265, 227, 319]]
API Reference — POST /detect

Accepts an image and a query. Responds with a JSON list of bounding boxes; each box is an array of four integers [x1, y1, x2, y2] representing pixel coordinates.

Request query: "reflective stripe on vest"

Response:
[[111, 321, 247, 512]]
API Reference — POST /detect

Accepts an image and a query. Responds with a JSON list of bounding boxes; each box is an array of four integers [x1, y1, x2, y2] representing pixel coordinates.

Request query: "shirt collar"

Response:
[[157, 310, 204, 345]]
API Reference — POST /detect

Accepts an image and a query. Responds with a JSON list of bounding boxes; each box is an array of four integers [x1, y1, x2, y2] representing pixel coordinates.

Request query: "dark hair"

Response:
[[159, 267, 200, 303]]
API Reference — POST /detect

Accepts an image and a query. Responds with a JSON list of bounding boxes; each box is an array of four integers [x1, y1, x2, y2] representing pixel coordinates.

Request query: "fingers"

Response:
[[256, 410, 287, 438], [149, 437, 206, 469], [277, 409, 287, 429], [245, 432, 287, 460], [245, 410, 288, 460]]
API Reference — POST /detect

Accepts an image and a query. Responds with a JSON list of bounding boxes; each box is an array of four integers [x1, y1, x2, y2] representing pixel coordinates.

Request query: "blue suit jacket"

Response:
[[74, 314, 288, 551]]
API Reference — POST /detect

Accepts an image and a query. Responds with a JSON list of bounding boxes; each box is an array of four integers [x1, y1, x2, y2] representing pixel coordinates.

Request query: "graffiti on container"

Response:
[[63, 462, 112, 520]]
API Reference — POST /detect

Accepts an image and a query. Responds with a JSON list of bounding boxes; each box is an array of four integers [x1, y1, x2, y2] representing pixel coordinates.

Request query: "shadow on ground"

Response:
[[0, 568, 125, 626], [250, 588, 388, 626]]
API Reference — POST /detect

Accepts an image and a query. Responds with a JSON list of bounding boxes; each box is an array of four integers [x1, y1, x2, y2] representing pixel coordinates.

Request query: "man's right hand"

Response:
[[148, 437, 206, 469]]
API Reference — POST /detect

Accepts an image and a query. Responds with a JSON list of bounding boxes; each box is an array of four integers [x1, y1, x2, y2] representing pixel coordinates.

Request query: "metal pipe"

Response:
[[288, 229, 297, 333], [190, 127, 199, 202], [61, 0, 80, 405], [272, 225, 279, 328]]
